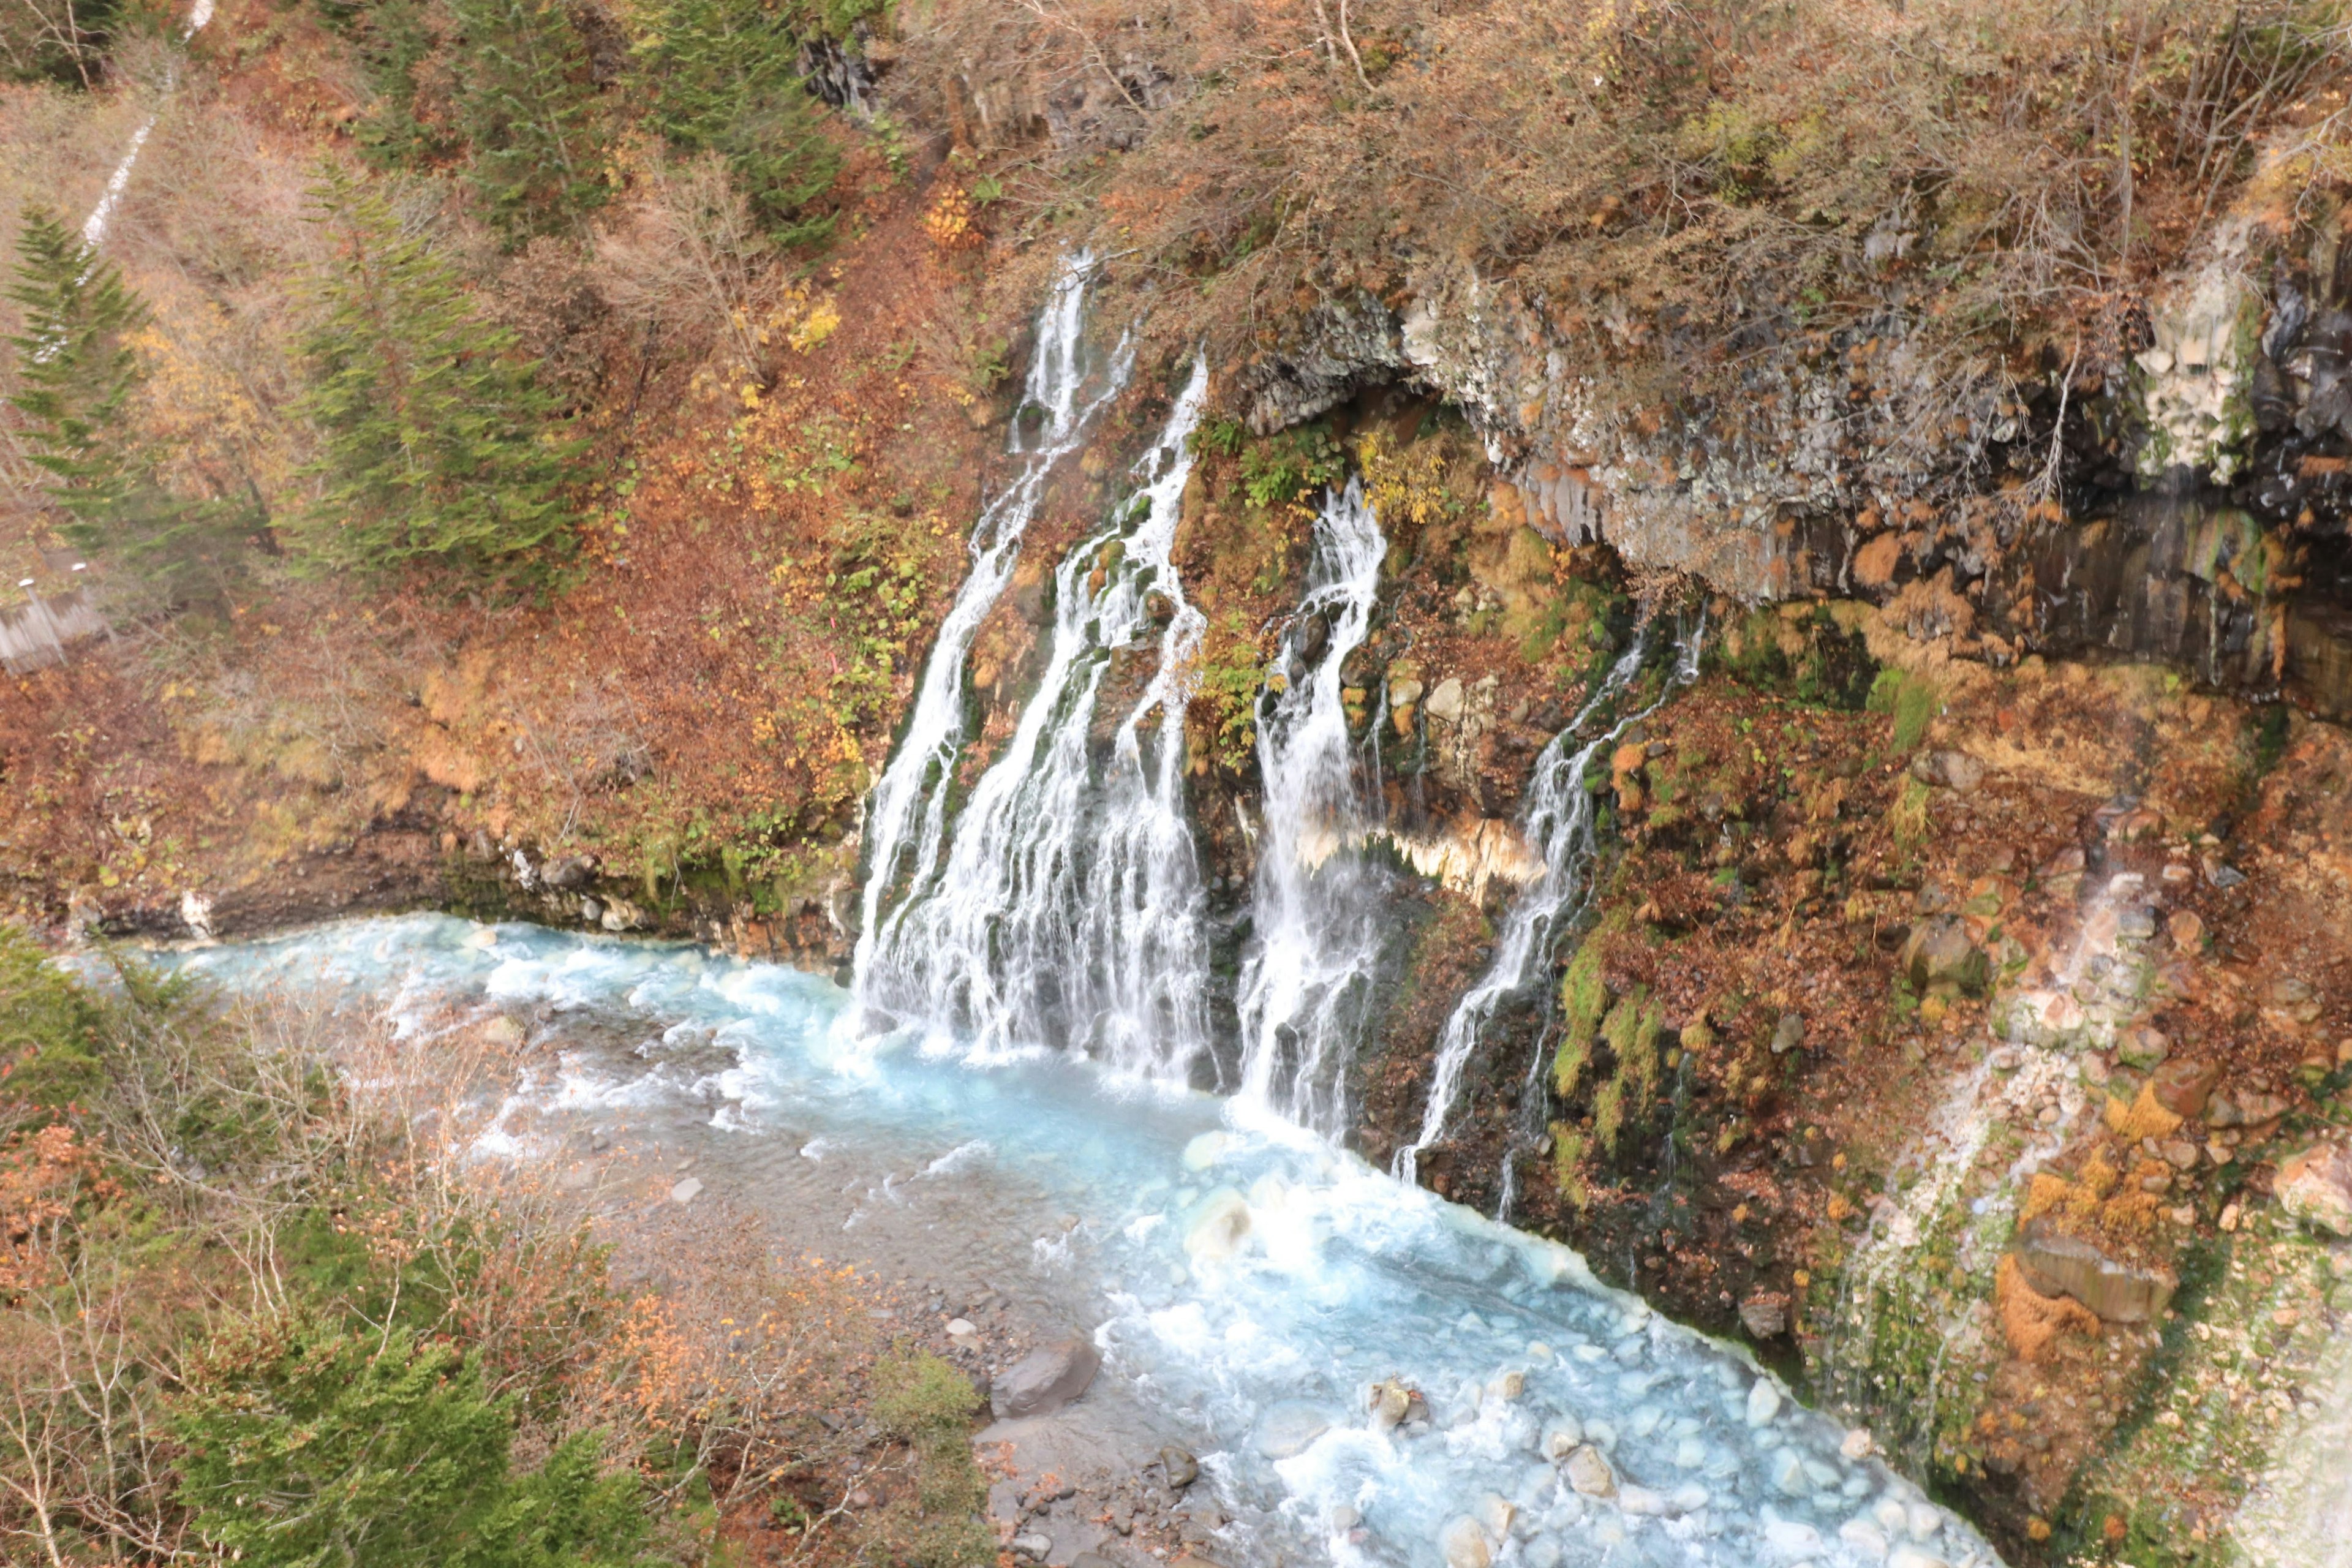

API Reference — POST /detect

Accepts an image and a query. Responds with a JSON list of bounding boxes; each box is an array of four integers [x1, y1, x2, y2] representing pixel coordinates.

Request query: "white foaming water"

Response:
[[1396, 614, 1706, 1186], [853, 257, 1131, 990], [1236, 480, 1389, 1136], [857, 358, 1214, 1080], [165, 914, 2001, 1568]]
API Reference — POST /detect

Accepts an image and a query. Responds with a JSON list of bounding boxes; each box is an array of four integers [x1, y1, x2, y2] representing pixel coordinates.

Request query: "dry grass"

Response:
[[900, 0, 2352, 388]]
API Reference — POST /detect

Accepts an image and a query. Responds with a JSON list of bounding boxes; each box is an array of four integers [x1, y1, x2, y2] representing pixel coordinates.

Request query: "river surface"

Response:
[[171, 914, 1996, 1568]]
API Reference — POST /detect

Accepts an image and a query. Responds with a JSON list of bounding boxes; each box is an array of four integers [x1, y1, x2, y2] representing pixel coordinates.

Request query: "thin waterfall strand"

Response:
[[860, 358, 1213, 1079], [853, 258, 1129, 995], [1396, 612, 1706, 1183], [1235, 480, 1389, 1136]]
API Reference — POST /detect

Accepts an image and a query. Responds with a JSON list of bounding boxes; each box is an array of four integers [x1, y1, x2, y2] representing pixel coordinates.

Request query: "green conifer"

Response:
[[294, 166, 579, 585], [6, 207, 254, 600], [7, 206, 144, 509], [450, 0, 611, 241], [635, 0, 840, 241]]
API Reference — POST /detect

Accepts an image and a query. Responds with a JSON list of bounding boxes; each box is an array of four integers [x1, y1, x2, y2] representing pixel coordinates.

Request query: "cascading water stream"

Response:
[[1235, 480, 1390, 1137], [851, 259, 1131, 993], [1397, 611, 1706, 1188], [856, 358, 1214, 1080]]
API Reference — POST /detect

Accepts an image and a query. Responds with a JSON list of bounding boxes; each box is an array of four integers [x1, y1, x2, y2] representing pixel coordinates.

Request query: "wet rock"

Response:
[[1899, 916, 1987, 996], [1239, 289, 1406, 434], [1540, 1418, 1584, 1459], [1473, 1492, 1515, 1538], [1426, 677, 1466, 723], [2207, 1090, 2292, 1128], [990, 1335, 1101, 1419], [1159, 1446, 1199, 1488], [2013, 1219, 2178, 1322], [2150, 1058, 2220, 1118], [1888, 1548, 1953, 1568], [1561, 1444, 1616, 1498], [2277, 1139, 2352, 1235], [2116, 1025, 2171, 1071], [1185, 1188, 1251, 1262], [1738, 1292, 1790, 1339], [1254, 1401, 1333, 1458], [1011, 1532, 1052, 1561], [1745, 1379, 1782, 1426], [1438, 1514, 1494, 1568], [1370, 1378, 1414, 1430], [544, 853, 597, 890]]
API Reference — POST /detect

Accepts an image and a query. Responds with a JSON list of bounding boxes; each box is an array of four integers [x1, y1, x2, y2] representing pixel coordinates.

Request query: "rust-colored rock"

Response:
[[2011, 1219, 2177, 1324], [2149, 1058, 2220, 1118]]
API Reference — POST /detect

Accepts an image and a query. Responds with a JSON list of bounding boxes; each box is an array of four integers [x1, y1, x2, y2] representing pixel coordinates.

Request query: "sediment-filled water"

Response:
[[172, 917, 1997, 1568]]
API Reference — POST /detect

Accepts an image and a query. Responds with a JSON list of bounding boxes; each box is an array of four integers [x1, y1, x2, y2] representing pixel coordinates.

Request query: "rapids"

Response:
[[170, 917, 1998, 1568]]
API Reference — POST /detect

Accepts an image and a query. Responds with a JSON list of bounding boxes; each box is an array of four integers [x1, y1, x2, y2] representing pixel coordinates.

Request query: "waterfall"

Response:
[[1395, 610, 1706, 1185], [1235, 480, 1389, 1136], [858, 357, 1214, 1079], [851, 258, 1130, 993]]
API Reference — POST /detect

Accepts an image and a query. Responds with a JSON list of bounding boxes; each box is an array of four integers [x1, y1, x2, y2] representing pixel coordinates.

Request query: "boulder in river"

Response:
[[990, 1335, 1101, 1419], [1561, 1444, 1616, 1498], [1185, 1188, 1252, 1264], [1438, 1514, 1493, 1568]]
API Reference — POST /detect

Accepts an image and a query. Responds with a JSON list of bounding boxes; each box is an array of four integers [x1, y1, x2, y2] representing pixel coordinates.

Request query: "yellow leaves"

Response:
[[921, 185, 982, 252], [786, 296, 840, 355]]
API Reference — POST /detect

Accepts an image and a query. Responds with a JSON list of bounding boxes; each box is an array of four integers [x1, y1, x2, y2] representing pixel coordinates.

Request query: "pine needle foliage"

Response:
[[451, 0, 613, 242], [6, 207, 255, 599], [633, 0, 841, 243], [7, 206, 143, 507], [293, 167, 579, 587], [173, 1317, 657, 1568]]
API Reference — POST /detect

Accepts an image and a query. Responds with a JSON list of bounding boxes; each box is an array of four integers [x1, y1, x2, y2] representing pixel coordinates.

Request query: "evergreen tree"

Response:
[[450, 0, 611, 241], [634, 0, 840, 242], [6, 207, 253, 598], [312, 0, 456, 173], [7, 206, 143, 509], [295, 167, 579, 584]]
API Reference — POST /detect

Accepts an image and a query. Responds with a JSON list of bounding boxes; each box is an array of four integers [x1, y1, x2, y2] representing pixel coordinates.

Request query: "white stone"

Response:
[[1474, 1491, 1515, 1539], [1672, 1436, 1708, 1469], [1670, 1483, 1709, 1514], [1874, 1497, 1910, 1534], [669, 1177, 703, 1204], [1746, 1379, 1783, 1426], [946, 1317, 976, 1337], [1523, 1536, 1562, 1568], [1770, 1450, 1810, 1495], [1763, 1518, 1823, 1554], [1906, 1501, 1943, 1540], [1627, 1404, 1663, 1438], [1888, 1549, 1951, 1568], [1841, 1518, 1891, 1558], [1619, 1485, 1669, 1516]]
